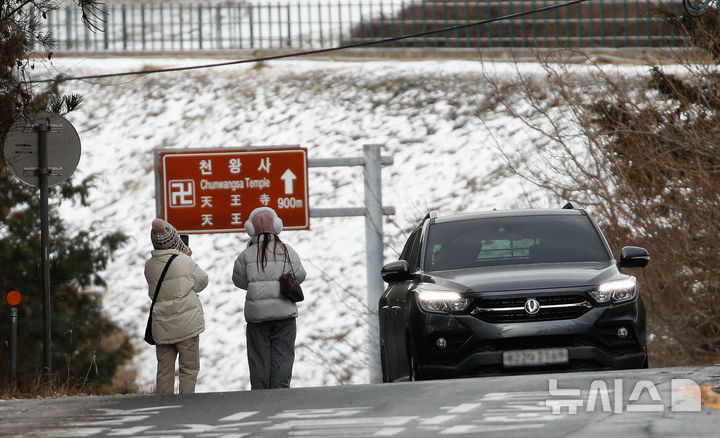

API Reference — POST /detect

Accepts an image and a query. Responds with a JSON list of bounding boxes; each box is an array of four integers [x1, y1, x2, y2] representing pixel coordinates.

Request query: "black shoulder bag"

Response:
[[279, 243, 304, 303], [144, 254, 178, 345]]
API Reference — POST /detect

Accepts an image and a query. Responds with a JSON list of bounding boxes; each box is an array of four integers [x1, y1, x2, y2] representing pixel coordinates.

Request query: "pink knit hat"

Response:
[[245, 207, 283, 236], [251, 210, 277, 235]]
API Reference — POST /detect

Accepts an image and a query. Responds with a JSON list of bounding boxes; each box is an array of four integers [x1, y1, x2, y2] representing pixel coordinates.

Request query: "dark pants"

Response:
[[246, 318, 296, 390]]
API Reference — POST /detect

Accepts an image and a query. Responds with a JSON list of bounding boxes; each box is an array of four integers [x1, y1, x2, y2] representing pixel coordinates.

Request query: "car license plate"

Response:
[[502, 348, 569, 367]]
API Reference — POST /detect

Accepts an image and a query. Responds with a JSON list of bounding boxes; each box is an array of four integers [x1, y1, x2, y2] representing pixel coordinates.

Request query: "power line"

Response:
[[29, 0, 588, 84]]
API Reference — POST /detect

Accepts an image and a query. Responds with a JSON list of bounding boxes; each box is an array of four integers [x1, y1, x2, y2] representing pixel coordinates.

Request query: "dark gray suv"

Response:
[[379, 206, 650, 382]]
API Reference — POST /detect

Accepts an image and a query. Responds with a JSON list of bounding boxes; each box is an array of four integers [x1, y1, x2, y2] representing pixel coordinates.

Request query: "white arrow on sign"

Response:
[[281, 169, 297, 195]]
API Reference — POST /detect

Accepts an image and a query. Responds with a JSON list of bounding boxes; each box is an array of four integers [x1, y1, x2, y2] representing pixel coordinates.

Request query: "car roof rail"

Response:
[[421, 210, 438, 223], [562, 202, 589, 216]]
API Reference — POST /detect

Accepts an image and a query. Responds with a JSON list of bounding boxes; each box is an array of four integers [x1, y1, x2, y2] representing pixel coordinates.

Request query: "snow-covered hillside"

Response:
[[44, 57, 567, 393]]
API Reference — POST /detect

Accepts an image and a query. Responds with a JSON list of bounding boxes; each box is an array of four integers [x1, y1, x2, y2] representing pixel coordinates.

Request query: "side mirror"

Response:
[[381, 260, 411, 283], [619, 246, 650, 268]]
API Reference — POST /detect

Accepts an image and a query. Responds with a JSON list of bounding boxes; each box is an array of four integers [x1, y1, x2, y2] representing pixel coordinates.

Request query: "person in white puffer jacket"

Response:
[[232, 207, 306, 390], [145, 218, 208, 395]]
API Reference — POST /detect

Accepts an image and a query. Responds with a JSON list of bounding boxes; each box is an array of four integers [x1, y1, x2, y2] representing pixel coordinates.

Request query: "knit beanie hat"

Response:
[[151, 218, 188, 252], [251, 210, 277, 235]]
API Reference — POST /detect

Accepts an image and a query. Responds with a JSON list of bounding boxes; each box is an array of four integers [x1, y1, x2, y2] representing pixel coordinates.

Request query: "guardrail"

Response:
[[41, 1, 685, 52]]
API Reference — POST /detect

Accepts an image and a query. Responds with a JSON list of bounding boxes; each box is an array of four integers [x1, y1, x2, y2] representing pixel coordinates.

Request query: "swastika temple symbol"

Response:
[[169, 180, 195, 207]]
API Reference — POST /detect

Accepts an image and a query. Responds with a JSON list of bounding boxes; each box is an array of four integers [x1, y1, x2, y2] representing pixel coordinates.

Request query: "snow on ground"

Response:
[[40, 56, 649, 393]]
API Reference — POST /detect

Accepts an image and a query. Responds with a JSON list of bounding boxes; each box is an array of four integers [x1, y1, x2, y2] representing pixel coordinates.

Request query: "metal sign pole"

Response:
[[363, 145, 385, 384], [38, 123, 52, 387], [308, 146, 394, 384]]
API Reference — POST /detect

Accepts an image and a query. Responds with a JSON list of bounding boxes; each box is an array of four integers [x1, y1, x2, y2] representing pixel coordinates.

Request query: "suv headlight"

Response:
[[417, 290, 471, 313], [589, 277, 637, 304]]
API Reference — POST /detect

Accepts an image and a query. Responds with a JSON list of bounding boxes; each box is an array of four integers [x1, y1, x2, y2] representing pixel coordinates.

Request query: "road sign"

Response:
[[3, 111, 81, 187], [156, 147, 309, 234]]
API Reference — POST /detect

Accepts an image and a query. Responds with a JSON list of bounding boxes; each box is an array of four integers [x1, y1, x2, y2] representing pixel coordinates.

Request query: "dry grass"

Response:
[[1, 367, 144, 399]]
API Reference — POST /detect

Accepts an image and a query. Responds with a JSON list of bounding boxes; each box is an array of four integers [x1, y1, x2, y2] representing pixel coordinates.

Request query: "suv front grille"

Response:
[[471, 294, 591, 323]]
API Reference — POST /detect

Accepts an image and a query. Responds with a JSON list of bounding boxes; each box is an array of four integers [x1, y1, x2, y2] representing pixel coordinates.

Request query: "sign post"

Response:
[[154, 147, 309, 233], [38, 122, 52, 386], [363, 145, 386, 384], [307, 145, 394, 384], [4, 111, 82, 387]]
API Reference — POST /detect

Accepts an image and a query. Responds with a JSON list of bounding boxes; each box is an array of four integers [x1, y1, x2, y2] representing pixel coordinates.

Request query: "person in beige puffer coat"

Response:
[[232, 207, 306, 390], [145, 218, 208, 394]]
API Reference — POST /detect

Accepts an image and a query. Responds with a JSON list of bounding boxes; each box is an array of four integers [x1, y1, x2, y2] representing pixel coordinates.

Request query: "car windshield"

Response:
[[423, 214, 610, 271]]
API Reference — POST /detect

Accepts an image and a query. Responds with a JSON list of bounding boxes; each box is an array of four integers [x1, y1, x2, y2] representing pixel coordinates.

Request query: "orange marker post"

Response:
[[6, 290, 21, 390]]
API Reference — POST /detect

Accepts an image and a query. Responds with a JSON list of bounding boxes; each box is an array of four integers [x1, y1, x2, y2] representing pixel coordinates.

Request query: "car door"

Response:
[[383, 228, 422, 381]]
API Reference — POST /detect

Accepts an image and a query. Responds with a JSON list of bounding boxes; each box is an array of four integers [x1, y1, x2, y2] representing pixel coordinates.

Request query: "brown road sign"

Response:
[[156, 147, 309, 234]]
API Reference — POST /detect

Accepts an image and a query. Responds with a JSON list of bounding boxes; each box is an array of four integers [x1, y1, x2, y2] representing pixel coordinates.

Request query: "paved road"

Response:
[[1, 366, 718, 437]]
